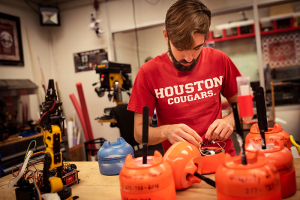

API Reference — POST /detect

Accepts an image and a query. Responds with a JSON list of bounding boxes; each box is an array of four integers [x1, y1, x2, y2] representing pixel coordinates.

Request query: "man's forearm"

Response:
[[134, 124, 168, 145], [223, 107, 235, 129]]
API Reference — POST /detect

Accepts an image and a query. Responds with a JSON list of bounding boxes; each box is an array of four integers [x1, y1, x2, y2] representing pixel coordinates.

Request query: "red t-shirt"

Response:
[[127, 47, 241, 156]]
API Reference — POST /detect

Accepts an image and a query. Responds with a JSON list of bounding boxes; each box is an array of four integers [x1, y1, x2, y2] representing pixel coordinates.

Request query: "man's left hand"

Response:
[[205, 117, 234, 141]]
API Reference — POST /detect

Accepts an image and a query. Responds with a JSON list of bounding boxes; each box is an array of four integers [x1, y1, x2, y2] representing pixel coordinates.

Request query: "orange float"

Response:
[[215, 150, 281, 200], [119, 151, 176, 200], [163, 141, 203, 190], [200, 146, 226, 174], [246, 139, 296, 198], [245, 123, 291, 150]]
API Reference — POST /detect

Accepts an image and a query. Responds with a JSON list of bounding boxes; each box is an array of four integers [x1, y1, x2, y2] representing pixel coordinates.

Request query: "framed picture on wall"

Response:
[[73, 48, 108, 73], [0, 12, 24, 66]]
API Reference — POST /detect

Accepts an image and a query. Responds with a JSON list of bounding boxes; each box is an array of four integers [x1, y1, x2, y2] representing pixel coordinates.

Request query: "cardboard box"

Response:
[[69, 144, 86, 161], [270, 3, 294, 17]]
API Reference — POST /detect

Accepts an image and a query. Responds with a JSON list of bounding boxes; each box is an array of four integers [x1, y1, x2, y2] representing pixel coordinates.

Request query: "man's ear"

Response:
[[163, 29, 168, 41]]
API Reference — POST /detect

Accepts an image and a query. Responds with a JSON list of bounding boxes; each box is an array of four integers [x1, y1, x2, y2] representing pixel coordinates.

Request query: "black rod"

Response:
[[259, 87, 268, 132], [232, 102, 247, 165], [193, 172, 216, 188], [142, 106, 149, 164], [255, 92, 267, 149]]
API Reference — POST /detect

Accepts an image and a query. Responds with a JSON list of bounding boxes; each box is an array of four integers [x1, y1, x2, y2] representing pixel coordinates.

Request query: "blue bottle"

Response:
[[97, 137, 134, 175]]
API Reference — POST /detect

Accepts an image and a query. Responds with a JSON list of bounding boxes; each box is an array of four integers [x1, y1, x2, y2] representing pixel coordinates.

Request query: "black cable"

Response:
[[193, 172, 216, 188], [24, 0, 40, 15], [132, 0, 141, 68]]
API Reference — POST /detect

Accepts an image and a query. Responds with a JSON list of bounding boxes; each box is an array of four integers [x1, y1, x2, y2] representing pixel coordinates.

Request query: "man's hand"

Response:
[[205, 118, 234, 141], [163, 124, 202, 148], [205, 94, 238, 141], [134, 113, 202, 148]]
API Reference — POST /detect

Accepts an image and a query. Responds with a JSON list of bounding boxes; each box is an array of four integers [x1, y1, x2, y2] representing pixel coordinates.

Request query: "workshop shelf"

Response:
[[206, 17, 300, 43]]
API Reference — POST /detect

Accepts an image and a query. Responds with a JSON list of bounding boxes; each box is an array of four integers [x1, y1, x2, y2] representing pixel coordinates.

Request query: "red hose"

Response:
[[69, 94, 89, 142], [39, 99, 56, 126], [76, 83, 95, 143]]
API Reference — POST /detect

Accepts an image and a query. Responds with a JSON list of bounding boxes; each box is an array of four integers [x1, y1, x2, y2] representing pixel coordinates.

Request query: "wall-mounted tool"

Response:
[[94, 61, 132, 124], [94, 61, 131, 104]]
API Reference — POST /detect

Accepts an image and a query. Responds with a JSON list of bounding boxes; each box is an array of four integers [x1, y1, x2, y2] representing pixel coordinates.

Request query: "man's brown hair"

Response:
[[165, 0, 211, 50]]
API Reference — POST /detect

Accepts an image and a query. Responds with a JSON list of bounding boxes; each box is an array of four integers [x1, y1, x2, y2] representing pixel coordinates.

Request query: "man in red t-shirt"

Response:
[[127, 0, 241, 156]]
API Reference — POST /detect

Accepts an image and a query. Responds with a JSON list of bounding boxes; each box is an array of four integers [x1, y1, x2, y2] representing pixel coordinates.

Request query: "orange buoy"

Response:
[[119, 151, 176, 200], [200, 146, 226, 174], [246, 139, 296, 198], [245, 123, 291, 150], [163, 142, 203, 190], [215, 150, 281, 200]]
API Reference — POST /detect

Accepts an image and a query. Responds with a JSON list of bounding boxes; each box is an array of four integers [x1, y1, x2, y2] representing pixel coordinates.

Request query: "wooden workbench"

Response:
[[0, 133, 43, 148], [1, 159, 300, 200]]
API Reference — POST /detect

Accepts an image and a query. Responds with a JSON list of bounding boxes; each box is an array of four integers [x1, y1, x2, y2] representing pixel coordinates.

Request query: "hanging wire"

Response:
[[132, 0, 141, 68], [24, 140, 37, 161], [28, 170, 42, 200], [200, 140, 226, 156], [24, 0, 39, 15]]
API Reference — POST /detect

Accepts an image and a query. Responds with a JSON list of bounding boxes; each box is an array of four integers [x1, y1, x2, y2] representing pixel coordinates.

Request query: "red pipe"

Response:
[[69, 94, 89, 142], [76, 83, 95, 143]]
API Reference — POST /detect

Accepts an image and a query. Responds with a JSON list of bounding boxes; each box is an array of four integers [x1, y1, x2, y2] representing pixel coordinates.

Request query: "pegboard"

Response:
[[262, 32, 300, 69]]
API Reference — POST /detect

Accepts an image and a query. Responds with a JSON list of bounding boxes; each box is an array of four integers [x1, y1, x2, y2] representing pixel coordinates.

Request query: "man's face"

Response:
[[168, 33, 205, 71]]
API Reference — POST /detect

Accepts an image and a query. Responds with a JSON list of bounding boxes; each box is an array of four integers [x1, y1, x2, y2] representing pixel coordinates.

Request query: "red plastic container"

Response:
[[163, 142, 202, 190], [201, 147, 226, 174], [119, 151, 176, 200], [246, 139, 297, 198], [215, 150, 281, 200], [245, 123, 291, 150]]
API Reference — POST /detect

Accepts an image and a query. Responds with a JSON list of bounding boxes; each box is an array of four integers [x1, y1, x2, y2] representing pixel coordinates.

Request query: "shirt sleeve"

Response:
[[127, 67, 156, 116], [221, 54, 242, 99]]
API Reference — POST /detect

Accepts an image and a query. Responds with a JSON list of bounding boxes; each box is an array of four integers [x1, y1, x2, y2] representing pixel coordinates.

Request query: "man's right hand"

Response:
[[163, 123, 202, 148], [134, 113, 202, 148]]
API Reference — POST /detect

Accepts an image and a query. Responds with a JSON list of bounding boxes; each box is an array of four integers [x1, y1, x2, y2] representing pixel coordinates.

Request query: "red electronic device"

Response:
[[215, 150, 281, 200], [246, 139, 296, 198], [245, 123, 291, 150]]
